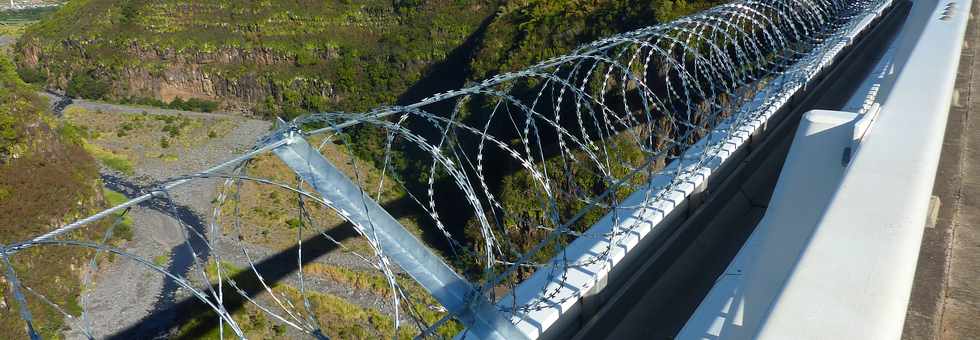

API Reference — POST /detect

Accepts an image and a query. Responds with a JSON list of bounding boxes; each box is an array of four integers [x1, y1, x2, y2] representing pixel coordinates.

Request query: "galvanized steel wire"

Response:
[[1, 0, 891, 338]]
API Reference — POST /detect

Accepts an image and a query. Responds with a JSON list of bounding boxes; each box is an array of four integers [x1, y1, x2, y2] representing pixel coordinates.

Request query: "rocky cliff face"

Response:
[[15, 0, 497, 116], [17, 37, 337, 112]]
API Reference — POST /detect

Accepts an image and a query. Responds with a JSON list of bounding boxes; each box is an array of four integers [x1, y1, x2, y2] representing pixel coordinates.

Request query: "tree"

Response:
[[654, 0, 692, 23], [66, 73, 110, 100]]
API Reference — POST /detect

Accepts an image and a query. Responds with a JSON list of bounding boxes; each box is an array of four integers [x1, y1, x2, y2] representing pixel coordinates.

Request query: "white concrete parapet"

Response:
[[476, 1, 897, 338], [678, 0, 972, 338]]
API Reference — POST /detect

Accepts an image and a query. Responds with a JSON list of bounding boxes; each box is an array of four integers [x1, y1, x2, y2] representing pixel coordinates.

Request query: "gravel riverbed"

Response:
[[55, 98, 405, 338], [58, 99, 275, 338]]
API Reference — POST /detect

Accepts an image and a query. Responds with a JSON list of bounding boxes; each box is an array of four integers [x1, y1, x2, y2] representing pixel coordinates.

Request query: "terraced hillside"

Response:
[[14, 0, 497, 116], [13, 0, 721, 116]]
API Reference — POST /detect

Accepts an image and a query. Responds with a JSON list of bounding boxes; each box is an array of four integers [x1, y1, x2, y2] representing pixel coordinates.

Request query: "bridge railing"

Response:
[[1, 0, 896, 339]]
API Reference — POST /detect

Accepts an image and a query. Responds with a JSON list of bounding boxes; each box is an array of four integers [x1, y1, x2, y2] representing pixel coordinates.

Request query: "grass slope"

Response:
[[0, 53, 119, 338]]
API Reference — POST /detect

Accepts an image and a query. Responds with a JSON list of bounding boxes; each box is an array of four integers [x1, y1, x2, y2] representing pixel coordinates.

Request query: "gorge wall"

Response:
[[15, 0, 498, 116]]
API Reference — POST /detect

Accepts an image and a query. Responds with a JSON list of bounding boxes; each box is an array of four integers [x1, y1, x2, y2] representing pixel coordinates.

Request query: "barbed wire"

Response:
[[0, 0, 891, 339]]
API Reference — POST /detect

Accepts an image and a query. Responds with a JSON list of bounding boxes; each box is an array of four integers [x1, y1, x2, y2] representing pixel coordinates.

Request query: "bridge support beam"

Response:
[[271, 131, 525, 340]]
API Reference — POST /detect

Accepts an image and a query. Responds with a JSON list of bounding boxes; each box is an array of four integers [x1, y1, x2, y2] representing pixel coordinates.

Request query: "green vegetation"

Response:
[[16, 0, 727, 286], [216, 146, 416, 254], [14, 65, 45, 83], [153, 253, 170, 267], [0, 6, 59, 50], [83, 140, 135, 175], [304, 263, 398, 298], [455, 0, 715, 276], [0, 105, 18, 158], [341, 0, 727, 281], [156, 114, 190, 137], [302, 261, 462, 334], [0, 52, 118, 339], [8, 0, 732, 336], [0, 7, 60, 22], [16, 0, 498, 116], [176, 260, 459, 339], [0, 22, 29, 38], [102, 187, 128, 206], [102, 188, 134, 241], [469, 0, 721, 81], [64, 106, 239, 172], [66, 72, 110, 99], [120, 96, 219, 112], [0, 52, 25, 160]]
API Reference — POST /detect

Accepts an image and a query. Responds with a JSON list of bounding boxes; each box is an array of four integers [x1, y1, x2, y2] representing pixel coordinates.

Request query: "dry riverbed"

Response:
[[59, 101, 273, 338], [55, 99, 442, 338]]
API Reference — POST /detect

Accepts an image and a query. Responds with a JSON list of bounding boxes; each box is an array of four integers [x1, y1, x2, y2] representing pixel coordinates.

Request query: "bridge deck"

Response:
[[568, 2, 909, 338], [570, 1, 978, 338], [903, 1, 980, 338]]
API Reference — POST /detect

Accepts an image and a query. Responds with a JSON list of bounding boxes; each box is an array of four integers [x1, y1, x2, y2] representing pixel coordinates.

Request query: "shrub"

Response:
[[153, 254, 169, 267], [132, 97, 220, 112], [102, 188, 134, 241], [56, 122, 89, 146], [272, 324, 286, 336], [102, 156, 134, 175], [119, 1, 138, 25], [0, 113, 20, 157], [285, 218, 302, 229], [183, 98, 218, 112], [163, 124, 180, 137], [394, 0, 424, 14], [15, 67, 47, 84], [113, 217, 134, 241], [295, 49, 319, 66], [169, 97, 185, 110], [66, 73, 110, 100]]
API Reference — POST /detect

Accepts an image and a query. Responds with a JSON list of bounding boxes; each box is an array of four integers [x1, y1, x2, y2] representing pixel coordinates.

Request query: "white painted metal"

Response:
[[853, 103, 881, 142], [677, 109, 861, 339], [756, 0, 971, 338], [479, 2, 896, 339], [678, 0, 972, 338]]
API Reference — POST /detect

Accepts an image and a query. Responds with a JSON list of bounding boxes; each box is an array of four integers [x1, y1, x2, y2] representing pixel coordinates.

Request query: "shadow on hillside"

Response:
[[109, 13, 500, 340], [108, 215, 363, 339], [109, 0, 912, 336], [396, 12, 494, 106]]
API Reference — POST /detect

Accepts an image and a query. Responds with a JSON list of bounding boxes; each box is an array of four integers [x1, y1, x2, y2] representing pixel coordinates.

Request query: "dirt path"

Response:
[[39, 91, 246, 120]]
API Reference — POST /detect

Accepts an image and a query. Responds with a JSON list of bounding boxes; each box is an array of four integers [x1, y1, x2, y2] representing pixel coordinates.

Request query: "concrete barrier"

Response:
[[678, 0, 972, 338]]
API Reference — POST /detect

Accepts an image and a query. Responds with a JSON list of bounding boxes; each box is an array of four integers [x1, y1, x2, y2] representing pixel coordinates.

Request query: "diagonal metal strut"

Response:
[[272, 131, 526, 339]]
